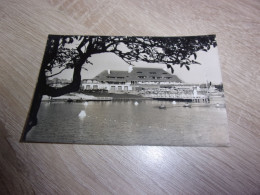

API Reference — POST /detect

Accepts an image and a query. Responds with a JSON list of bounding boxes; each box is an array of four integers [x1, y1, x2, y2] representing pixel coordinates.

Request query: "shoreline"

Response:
[[41, 92, 225, 105]]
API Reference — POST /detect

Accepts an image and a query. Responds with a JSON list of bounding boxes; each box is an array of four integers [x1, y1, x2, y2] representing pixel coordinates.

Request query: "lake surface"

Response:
[[27, 98, 229, 146]]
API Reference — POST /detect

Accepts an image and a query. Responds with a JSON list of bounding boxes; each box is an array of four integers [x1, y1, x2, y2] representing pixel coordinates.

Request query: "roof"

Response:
[[92, 67, 182, 83]]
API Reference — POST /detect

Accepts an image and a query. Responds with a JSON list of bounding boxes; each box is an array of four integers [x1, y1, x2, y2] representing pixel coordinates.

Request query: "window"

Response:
[[165, 77, 172, 79], [136, 71, 142, 74], [138, 76, 146, 79], [111, 86, 115, 91], [157, 77, 162, 79], [117, 77, 124, 79], [149, 72, 156, 74], [107, 76, 115, 79], [163, 73, 167, 74]]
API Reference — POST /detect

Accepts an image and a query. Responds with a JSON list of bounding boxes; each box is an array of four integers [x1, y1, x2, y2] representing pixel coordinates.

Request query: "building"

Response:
[[81, 67, 182, 93]]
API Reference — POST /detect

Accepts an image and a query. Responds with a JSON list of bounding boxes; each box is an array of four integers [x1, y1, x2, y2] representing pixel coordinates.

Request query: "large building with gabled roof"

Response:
[[95, 67, 182, 83], [81, 67, 182, 93]]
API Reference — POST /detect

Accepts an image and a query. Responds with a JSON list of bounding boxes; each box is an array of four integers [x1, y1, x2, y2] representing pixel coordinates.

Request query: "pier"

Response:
[[150, 94, 210, 102]]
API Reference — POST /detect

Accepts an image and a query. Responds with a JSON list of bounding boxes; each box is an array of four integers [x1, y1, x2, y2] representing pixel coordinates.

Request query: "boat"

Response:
[[75, 98, 83, 102], [66, 98, 73, 103], [159, 104, 166, 109], [215, 103, 225, 108], [183, 103, 191, 108]]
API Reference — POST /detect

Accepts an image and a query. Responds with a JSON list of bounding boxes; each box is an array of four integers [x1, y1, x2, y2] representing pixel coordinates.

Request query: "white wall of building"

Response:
[[81, 81, 133, 92]]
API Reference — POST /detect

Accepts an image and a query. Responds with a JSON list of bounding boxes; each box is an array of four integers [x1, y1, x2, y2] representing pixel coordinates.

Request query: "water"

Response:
[[26, 98, 229, 146]]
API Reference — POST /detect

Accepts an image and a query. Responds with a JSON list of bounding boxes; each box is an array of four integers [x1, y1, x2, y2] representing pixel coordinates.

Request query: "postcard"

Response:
[[21, 35, 229, 146]]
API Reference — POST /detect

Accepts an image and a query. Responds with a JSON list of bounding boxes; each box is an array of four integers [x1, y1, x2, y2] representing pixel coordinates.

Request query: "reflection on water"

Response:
[[27, 98, 229, 146]]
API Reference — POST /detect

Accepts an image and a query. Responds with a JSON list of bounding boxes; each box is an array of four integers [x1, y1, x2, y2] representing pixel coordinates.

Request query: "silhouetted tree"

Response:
[[22, 35, 217, 140]]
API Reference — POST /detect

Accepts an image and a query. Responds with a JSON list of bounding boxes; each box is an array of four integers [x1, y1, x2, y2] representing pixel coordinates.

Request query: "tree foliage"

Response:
[[42, 35, 216, 97]]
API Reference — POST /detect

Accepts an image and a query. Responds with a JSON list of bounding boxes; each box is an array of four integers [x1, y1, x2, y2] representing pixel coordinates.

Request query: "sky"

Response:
[[49, 44, 223, 84]]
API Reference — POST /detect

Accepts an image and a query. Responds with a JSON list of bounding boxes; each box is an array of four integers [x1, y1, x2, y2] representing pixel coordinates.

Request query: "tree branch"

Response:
[[77, 37, 89, 56], [46, 67, 67, 78]]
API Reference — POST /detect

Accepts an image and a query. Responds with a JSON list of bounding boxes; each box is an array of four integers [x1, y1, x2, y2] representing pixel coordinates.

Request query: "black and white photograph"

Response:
[[21, 35, 229, 146]]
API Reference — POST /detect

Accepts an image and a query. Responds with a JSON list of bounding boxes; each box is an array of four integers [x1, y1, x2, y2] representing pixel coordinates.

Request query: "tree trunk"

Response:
[[21, 55, 89, 141]]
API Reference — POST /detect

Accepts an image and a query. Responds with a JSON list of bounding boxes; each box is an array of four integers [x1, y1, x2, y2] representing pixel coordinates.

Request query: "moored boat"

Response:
[[183, 103, 191, 108], [159, 104, 166, 109], [66, 98, 73, 103], [215, 103, 225, 108]]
